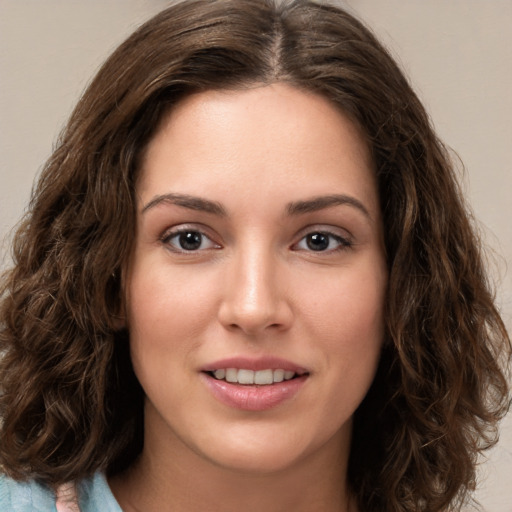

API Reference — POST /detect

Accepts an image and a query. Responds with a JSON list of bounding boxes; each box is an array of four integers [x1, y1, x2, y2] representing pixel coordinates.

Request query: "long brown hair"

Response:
[[1, 1, 510, 510]]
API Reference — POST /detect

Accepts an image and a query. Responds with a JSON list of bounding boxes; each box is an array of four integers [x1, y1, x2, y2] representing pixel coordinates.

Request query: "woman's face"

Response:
[[124, 84, 387, 474]]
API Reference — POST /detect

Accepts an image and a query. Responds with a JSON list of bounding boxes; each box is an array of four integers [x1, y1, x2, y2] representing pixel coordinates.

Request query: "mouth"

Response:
[[206, 368, 303, 386], [201, 358, 309, 411]]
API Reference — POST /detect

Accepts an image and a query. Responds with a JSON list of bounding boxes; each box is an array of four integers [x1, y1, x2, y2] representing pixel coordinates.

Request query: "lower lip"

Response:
[[202, 373, 308, 411]]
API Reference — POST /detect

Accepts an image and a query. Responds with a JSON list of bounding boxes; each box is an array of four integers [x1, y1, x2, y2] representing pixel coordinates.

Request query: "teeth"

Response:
[[238, 369, 254, 385], [212, 368, 298, 385], [225, 368, 238, 383], [273, 369, 284, 383], [254, 369, 273, 385], [213, 369, 226, 380]]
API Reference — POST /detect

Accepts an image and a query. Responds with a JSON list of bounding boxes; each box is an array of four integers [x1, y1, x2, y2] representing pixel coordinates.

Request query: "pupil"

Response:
[[179, 232, 202, 250], [307, 233, 329, 251]]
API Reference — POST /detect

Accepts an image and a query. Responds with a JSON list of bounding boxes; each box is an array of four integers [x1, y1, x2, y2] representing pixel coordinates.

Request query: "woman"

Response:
[[0, 1, 510, 511]]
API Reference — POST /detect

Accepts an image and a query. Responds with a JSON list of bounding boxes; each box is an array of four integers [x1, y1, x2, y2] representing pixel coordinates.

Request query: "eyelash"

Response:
[[160, 227, 353, 254], [292, 230, 353, 253], [161, 227, 220, 253]]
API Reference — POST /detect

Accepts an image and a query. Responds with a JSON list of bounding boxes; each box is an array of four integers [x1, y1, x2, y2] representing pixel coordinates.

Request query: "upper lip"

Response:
[[201, 356, 309, 375]]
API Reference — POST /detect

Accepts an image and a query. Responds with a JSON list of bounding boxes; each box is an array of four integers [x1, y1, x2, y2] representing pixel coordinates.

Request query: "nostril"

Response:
[[226, 321, 282, 334], [217, 291, 293, 334]]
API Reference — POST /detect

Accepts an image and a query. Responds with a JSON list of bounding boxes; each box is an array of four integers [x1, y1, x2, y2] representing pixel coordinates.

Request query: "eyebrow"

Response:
[[141, 192, 371, 220], [141, 193, 226, 216], [286, 194, 371, 219]]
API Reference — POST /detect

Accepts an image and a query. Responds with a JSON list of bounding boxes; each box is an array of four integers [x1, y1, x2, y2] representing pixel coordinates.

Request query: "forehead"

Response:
[[138, 83, 378, 218]]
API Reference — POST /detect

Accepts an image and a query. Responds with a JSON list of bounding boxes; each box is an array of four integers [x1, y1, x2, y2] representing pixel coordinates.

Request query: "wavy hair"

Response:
[[1, 1, 510, 510]]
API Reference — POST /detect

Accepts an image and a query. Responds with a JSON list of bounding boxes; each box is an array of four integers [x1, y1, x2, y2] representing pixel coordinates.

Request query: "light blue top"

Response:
[[0, 471, 122, 511]]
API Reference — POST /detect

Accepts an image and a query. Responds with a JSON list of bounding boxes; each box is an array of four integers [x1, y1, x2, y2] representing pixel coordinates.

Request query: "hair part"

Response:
[[1, 1, 510, 510]]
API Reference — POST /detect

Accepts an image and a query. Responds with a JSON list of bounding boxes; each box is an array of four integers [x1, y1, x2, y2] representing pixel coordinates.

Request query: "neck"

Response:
[[109, 407, 356, 512]]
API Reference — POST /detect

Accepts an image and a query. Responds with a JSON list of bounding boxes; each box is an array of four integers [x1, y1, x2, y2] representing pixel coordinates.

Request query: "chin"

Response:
[[205, 445, 310, 475], [191, 421, 348, 476]]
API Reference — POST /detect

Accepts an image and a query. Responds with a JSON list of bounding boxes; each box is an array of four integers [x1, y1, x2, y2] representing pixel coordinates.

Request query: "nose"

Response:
[[217, 247, 293, 336]]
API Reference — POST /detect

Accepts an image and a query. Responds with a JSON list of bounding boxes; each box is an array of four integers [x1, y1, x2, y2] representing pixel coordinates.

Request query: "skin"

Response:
[[111, 83, 387, 512]]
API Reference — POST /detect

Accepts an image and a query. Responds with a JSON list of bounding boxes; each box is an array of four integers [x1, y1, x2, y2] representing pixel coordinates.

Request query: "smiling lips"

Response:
[[202, 358, 309, 411], [212, 368, 297, 385]]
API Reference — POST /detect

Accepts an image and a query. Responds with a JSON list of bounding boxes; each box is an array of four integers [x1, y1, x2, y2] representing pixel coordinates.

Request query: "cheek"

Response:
[[299, 262, 386, 385], [301, 262, 385, 341], [125, 270, 205, 414], [126, 259, 217, 341], [125, 264, 202, 380]]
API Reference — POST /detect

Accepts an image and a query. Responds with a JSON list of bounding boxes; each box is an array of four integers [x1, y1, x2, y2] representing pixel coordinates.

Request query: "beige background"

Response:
[[0, 1, 510, 510]]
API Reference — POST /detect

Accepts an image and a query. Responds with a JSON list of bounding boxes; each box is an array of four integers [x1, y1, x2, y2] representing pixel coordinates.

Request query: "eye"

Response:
[[293, 231, 352, 252], [162, 229, 219, 252]]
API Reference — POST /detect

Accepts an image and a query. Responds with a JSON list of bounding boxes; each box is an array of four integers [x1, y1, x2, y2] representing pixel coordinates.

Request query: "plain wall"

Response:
[[0, 1, 510, 510]]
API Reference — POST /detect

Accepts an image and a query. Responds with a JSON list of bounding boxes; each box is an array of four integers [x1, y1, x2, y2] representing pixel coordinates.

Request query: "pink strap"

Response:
[[55, 482, 81, 512]]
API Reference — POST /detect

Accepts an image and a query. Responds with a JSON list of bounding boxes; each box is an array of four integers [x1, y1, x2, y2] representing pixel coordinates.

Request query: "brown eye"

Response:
[[163, 229, 219, 252], [306, 233, 330, 251], [178, 231, 203, 251], [294, 231, 352, 253]]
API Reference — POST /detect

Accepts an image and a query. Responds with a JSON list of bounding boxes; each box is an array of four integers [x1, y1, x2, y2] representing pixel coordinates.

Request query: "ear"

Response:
[[111, 311, 127, 331], [110, 267, 128, 331]]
